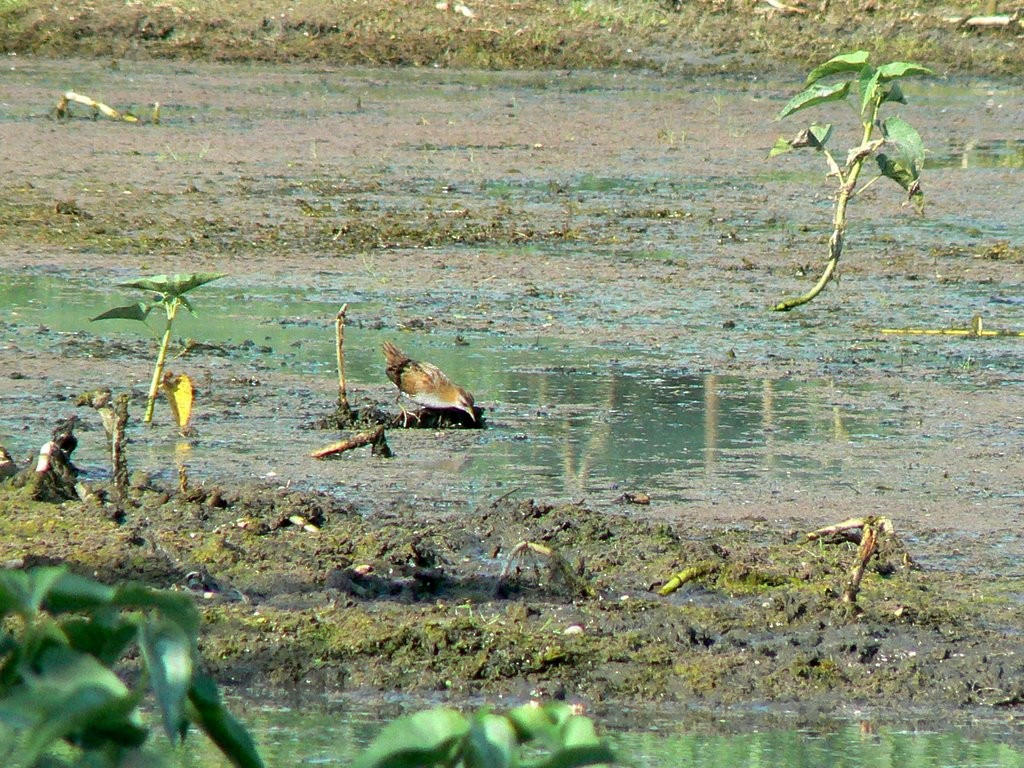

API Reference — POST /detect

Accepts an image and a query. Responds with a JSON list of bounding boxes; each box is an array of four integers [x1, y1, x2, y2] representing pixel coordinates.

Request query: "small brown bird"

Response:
[[382, 341, 476, 424]]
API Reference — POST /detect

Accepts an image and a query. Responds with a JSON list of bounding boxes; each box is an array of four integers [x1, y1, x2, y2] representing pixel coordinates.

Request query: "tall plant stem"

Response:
[[144, 302, 178, 424], [773, 106, 878, 311], [335, 303, 351, 416]]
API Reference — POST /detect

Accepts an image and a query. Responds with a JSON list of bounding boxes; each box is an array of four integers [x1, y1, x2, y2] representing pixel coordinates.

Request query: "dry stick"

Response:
[[110, 393, 130, 502], [842, 521, 880, 604], [77, 389, 129, 502], [335, 303, 351, 416], [311, 425, 386, 459]]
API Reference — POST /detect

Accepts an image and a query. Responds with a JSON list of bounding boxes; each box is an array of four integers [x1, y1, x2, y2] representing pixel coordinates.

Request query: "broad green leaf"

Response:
[[859, 67, 881, 116], [876, 152, 921, 192], [113, 583, 200, 637], [546, 716, 615, 768], [876, 116, 926, 194], [141, 619, 193, 742], [120, 273, 225, 298], [0, 567, 67, 618], [803, 50, 870, 86], [539, 702, 575, 730], [875, 61, 933, 81], [507, 702, 564, 746], [777, 81, 850, 120], [540, 742, 617, 768], [351, 708, 469, 768], [90, 302, 152, 323], [61, 616, 139, 667], [880, 81, 906, 106], [881, 116, 925, 164], [464, 713, 515, 768], [45, 571, 117, 614], [0, 646, 143, 765], [188, 672, 265, 768], [558, 715, 603, 748]]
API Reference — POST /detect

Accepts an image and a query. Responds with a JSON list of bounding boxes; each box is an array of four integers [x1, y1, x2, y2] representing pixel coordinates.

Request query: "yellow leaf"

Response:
[[162, 372, 194, 430]]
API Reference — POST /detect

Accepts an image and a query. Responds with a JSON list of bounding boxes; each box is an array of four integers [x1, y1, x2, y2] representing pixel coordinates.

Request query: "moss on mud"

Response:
[[2, 479, 1022, 713]]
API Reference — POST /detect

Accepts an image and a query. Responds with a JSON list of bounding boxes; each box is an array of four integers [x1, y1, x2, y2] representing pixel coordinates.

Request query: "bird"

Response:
[[382, 341, 477, 425]]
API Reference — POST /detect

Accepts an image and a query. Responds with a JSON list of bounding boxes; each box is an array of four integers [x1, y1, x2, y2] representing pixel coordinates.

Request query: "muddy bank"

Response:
[[1, 468, 1022, 722], [1, 0, 1022, 76]]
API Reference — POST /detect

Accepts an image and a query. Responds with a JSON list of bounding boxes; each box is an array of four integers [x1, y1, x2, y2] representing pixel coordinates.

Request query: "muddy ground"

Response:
[[1, 3, 1024, 731]]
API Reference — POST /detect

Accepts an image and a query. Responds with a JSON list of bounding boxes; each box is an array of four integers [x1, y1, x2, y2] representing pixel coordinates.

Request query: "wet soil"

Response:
[[1, 43, 1024, 729]]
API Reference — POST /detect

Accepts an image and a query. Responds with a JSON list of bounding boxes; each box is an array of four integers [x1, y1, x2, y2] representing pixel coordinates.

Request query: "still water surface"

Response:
[[166, 701, 1024, 767], [1, 273, 913, 508]]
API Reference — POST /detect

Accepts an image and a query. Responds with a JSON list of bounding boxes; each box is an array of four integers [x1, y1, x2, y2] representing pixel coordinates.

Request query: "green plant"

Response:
[[0, 566, 263, 768], [352, 701, 614, 768], [91, 273, 224, 424], [769, 51, 932, 311]]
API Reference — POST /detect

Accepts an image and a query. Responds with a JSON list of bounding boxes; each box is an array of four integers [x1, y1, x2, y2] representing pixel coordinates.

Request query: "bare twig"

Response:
[[335, 303, 351, 415], [843, 521, 880, 604], [311, 424, 390, 459]]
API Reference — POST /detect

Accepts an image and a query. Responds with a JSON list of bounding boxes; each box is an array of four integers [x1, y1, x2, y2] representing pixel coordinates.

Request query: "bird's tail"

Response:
[[382, 340, 409, 367]]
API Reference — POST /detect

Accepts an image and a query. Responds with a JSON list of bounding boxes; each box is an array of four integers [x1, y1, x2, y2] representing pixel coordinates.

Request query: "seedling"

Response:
[[769, 51, 932, 311], [92, 273, 224, 424]]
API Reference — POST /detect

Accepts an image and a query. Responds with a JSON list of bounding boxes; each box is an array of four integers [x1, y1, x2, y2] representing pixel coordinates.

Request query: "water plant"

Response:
[[352, 701, 614, 768], [91, 273, 224, 425], [0, 566, 263, 768], [769, 50, 931, 311]]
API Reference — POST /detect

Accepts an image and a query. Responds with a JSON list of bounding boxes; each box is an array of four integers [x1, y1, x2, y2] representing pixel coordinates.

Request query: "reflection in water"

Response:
[[477, 367, 879, 503], [945, 139, 1024, 170]]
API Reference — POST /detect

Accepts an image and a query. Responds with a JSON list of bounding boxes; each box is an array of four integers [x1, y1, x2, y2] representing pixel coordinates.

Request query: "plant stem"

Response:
[[772, 105, 878, 311], [335, 303, 351, 416], [144, 302, 178, 424]]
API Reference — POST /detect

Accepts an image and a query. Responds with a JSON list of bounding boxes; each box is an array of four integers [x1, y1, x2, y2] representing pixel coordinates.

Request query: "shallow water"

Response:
[[0, 273, 927, 507], [161, 700, 1024, 768]]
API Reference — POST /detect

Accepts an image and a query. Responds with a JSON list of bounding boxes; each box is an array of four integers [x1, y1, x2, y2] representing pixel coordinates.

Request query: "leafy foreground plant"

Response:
[[0, 566, 263, 768], [352, 701, 614, 768], [769, 50, 932, 311], [91, 273, 225, 425]]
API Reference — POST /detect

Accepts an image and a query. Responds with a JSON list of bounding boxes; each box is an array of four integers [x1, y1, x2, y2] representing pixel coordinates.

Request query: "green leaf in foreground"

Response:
[[464, 713, 516, 768], [803, 50, 869, 86], [874, 61, 934, 82], [188, 672, 266, 768], [0, 567, 67, 619], [877, 115, 926, 197], [777, 80, 851, 120], [141, 620, 193, 742], [351, 708, 468, 768], [90, 301, 152, 323]]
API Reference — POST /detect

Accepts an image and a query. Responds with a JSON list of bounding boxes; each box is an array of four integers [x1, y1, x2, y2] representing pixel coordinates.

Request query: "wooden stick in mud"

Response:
[[842, 520, 881, 604], [77, 389, 130, 502], [335, 303, 351, 415], [311, 424, 390, 459], [110, 393, 130, 502], [55, 91, 139, 122]]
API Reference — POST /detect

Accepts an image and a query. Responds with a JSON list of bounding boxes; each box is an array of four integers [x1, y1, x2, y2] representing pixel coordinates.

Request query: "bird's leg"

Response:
[[396, 396, 423, 427]]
